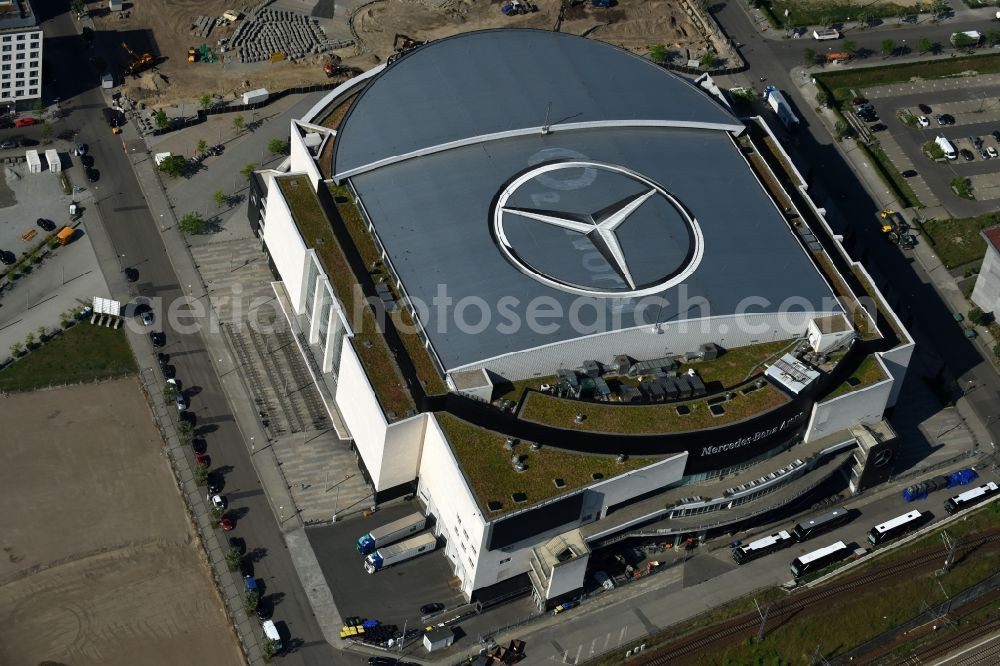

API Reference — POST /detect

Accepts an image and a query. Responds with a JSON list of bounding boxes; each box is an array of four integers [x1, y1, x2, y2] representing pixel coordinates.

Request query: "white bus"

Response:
[[944, 482, 999, 515], [791, 541, 850, 577]]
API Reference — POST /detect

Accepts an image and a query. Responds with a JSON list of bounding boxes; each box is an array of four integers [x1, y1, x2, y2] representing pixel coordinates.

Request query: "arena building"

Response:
[[249, 29, 914, 608]]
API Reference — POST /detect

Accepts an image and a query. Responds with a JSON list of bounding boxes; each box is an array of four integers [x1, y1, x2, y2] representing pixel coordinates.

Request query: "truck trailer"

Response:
[[356, 512, 427, 555], [813, 28, 840, 40], [763, 86, 799, 130], [364, 532, 437, 574]]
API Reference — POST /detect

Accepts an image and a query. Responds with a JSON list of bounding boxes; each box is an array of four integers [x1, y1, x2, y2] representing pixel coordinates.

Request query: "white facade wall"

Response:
[[581, 453, 688, 522], [418, 415, 488, 597], [805, 359, 893, 442], [971, 243, 1000, 315], [455, 312, 831, 381], [288, 120, 323, 188], [261, 178, 310, 310], [335, 341, 390, 485], [382, 414, 426, 489], [0, 28, 42, 105], [547, 556, 589, 599]]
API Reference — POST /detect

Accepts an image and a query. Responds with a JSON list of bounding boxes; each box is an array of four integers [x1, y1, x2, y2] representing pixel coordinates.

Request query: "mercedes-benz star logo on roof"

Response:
[[492, 161, 704, 298]]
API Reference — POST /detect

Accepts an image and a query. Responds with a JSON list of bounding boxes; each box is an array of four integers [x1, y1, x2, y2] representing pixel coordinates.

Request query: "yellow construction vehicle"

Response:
[[122, 41, 154, 76], [187, 47, 198, 63]]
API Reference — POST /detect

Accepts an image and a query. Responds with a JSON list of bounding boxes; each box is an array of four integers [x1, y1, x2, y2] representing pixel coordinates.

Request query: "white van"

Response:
[[262, 620, 282, 651]]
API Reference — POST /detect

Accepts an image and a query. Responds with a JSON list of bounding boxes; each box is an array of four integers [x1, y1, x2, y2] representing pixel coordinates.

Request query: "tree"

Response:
[[163, 383, 177, 402], [834, 119, 853, 140], [211, 506, 225, 521], [232, 114, 245, 134], [213, 190, 227, 208], [153, 108, 169, 130], [24, 332, 35, 349], [158, 155, 187, 178], [176, 419, 193, 442], [267, 138, 289, 155], [648, 44, 668, 64], [36, 326, 47, 342], [9, 342, 23, 357], [880, 39, 896, 57], [199, 94, 212, 110], [179, 212, 208, 235], [698, 51, 716, 70], [225, 548, 242, 572], [816, 90, 831, 108], [952, 33, 976, 50], [968, 307, 994, 325], [41, 122, 53, 142], [842, 40, 857, 55], [917, 37, 933, 53], [194, 462, 209, 486], [240, 163, 257, 180], [262, 640, 278, 663], [803, 48, 816, 65], [196, 138, 208, 156], [243, 591, 259, 615]]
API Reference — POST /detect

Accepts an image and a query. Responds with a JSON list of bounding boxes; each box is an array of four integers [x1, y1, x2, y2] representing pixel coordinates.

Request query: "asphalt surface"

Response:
[[38, 8, 347, 665], [712, 1, 1000, 444]]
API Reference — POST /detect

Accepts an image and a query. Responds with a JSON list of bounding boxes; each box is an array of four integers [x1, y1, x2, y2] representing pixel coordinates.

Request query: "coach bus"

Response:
[[791, 507, 852, 542], [733, 530, 794, 565], [790, 541, 850, 578], [944, 481, 999, 515], [868, 510, 923, 546]]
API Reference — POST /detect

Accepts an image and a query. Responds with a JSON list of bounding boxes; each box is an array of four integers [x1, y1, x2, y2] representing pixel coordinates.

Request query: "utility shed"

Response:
[[45, 149, 61, 172], [26, 149, 42, 173], [423, 626, 454, 652]]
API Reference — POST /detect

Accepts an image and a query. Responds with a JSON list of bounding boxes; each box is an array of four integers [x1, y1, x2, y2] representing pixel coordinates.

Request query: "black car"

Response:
[[0, 138, 17, 149], [208, 144, 225, 156], [971, 136, 983, 149], [941, 114, 955, 125], [36, 217, 56, 231], [255, 601, 272, 622], [901, 170, 918, 178], [0, 250, 15, 265], [75, 142, 88, 156], [162, 364, 176, 379], [81, 154, 95, 168], [960, 149, 974, 161], [150, 330, 166, 348], [870, 123, 887, 132], [157, 352, 169, 367], [86, 167, 100, 182], [420, 602, 444, 616], [918, 103, 932, 114]]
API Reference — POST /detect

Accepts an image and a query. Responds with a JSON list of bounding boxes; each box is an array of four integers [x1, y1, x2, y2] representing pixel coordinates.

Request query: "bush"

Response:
[[267, 138, 289, 155], [158, 155, 187, 178], [194, 462, 209, 486], [178, 212, 208, 235], [211, 506, 225, 521], [968, 307, 993, 326], [923, 141, 945, 160], [243, 591, 259, 615], [649, 44, 667, 64], [225, 548, 242, 572], [951, 176, 974, 200]]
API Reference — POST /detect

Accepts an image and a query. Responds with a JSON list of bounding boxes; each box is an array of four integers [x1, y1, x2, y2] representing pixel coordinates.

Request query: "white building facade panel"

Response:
[[971, 244, 1000, 315], [805, 368, 893, 442], [262, 180, 310, 310], [334, 340, 390, 487]]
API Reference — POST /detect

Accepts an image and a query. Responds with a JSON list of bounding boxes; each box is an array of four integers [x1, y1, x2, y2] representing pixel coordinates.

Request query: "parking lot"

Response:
[[307, 501, 467, 630], [859, 75, 1000, 211], [0, 154, 78, 260]]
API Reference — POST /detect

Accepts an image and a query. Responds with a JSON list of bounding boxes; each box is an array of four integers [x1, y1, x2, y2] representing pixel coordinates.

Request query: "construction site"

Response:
[[89, 0, 731, 109]]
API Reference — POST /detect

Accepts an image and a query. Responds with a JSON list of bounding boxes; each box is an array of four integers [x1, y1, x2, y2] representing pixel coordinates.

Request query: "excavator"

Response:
[[387, 34, 425, 64], [122, 41, 154, 76], [322, 55, 360, 78]]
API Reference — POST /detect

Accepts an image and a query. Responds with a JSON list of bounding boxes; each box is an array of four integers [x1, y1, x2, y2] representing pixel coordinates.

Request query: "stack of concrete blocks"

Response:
[[191, 16, 215, 39], [222, 1, 347, 64]]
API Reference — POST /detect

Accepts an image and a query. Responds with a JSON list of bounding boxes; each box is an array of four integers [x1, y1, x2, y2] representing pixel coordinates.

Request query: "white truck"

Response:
[[364, 532, 437, 574], [763, 86, 799, 130], [935, 135, 957, 160], [813, 28, 840, 41], [356, 512, 427, 555]]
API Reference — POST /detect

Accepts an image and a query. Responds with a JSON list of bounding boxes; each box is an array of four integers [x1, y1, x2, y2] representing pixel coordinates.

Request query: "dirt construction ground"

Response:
[[0, 379, 241, 666], [356, 0, 719, 62]]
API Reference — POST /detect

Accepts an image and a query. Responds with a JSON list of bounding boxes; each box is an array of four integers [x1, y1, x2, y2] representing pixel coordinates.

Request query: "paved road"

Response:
[[712, 1, 1000, 445], [40, 8, 346, 665]]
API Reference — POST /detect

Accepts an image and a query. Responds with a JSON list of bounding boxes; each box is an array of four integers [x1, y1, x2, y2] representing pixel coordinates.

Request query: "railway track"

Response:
[[635, 528, 1000, 665]]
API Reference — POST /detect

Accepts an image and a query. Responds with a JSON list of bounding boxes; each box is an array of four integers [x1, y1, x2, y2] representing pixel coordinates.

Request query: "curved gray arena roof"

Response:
[[333, 29, 743, 177]]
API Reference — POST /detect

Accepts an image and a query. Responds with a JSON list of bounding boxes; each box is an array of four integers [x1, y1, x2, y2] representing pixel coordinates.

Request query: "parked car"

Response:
[[961, 149, 975, 161], [255, 599, 272, 622], [870, 123, 887, 132], [0, 138, 17, 149], [194, 451, 210, 465], [75, 143, 88, 156], [993, 130, 1000, 143], [167, 378, 187, 411], [208, 144, 225, 156], [162, 364, 176, 379], [420, 602, 444, 616], [981, 148, 991, 160], [939, 114, 955, 125], [86, 167, 100, 182], [918, 103, 932, 114], [935, 114, 946, 126], [80, 154, 94, 168], [220, 515, 236, 531], [244, 575, 258, 596], [972, 136, 984, 149], [209, 494, 227, 509], [851, 96, 868, 106], [150, 330, 166, 347], [917, 115, 930, 128], [0, 250, 15, 265], [124, 267, 139, 282], [140, 310, 154, 326], [157, 352, 169, 368], [36, 218, 56, 232], [901, 169, 918, 178], [989, 146, 998, 158], [13, 117, 35, 127]]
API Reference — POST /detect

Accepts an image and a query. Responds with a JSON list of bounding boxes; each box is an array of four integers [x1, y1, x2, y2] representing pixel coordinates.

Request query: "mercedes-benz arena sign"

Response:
[[491, 161, 704, 298]]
